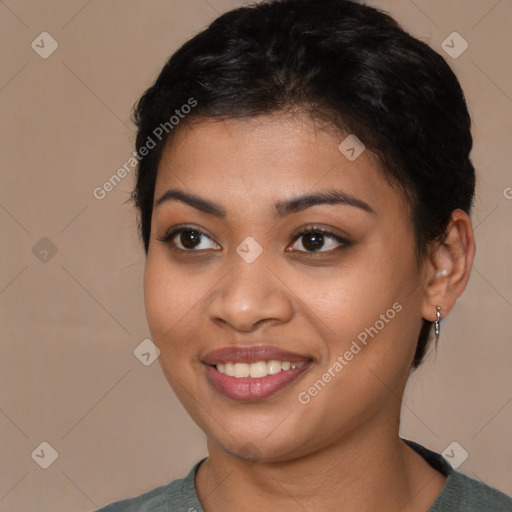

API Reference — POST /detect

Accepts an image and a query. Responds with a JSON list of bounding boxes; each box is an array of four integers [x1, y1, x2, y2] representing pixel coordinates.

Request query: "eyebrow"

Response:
[[155, 188, 376, 218]]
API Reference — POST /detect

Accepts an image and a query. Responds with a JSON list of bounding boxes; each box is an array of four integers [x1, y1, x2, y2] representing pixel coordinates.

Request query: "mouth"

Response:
[[203, 345, 313, 402], [216, 359, 307, 377]]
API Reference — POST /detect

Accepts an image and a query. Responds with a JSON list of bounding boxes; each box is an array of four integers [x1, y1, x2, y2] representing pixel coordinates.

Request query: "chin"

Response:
[[204, 418, 315, 463]]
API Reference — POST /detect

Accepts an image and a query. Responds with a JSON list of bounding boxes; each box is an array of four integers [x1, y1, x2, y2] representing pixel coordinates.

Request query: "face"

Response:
[[144, 113, 429, 462]]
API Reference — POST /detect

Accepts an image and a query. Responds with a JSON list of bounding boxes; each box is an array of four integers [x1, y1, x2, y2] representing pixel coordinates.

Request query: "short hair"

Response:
[[130, 0, 476, 369]]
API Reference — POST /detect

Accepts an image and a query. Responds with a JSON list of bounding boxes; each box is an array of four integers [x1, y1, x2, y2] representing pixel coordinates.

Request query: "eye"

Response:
[[158, 226, 350, 254], [288, 228, 350, 253], [157, 227, 220, 251]]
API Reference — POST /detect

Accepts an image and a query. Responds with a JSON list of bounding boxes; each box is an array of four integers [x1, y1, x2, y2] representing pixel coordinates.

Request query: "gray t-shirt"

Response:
[[96, 439, 512, 511]]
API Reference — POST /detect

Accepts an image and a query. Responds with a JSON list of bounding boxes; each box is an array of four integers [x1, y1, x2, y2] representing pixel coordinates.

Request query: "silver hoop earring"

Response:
[[434, 306, 442, 343]]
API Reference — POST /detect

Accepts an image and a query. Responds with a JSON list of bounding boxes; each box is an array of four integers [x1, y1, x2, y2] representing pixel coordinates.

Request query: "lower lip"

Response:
[[205, 364, 311, 402]]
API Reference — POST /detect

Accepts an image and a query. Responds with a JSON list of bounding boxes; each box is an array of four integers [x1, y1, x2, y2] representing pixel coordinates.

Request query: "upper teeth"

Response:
[[216, 360, 305, 378]]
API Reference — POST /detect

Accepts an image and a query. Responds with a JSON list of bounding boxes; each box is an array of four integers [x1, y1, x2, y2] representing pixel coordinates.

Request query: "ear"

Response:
[[421, 209, 476, 322]]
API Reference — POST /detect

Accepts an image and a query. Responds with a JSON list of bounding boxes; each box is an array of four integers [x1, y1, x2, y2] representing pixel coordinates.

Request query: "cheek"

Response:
[[291, 252, 398, 340], [143, 252, 218, 376], [144, 258, 170, 336], [143, 254, 192, 349], [308, 241, 420, 370]]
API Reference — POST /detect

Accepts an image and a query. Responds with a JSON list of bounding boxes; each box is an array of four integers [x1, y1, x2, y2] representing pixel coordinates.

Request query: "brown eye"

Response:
[[301, 231, 325, 251], [289, 228, 349, 253], [179, 230, 202, 249], [157, 227, 221, 251]]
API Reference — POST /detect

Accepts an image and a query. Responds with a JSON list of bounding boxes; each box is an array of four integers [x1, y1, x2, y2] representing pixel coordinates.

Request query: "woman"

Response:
[[97, 0, 511, 510]]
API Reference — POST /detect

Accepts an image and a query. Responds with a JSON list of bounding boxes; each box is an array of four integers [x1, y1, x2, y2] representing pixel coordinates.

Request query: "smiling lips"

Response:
[[203, 345, 312, 401]]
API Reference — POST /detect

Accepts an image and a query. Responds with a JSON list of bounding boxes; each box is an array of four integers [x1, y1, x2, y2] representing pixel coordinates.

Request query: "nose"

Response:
[[207, 256, 294, 333]]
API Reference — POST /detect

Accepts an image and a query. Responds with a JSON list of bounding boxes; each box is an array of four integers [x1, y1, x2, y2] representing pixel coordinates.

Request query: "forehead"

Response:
[[154, 114, 402, 219]]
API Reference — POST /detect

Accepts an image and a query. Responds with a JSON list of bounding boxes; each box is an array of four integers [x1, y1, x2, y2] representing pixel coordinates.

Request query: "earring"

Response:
[[434, 305, 442, 343]]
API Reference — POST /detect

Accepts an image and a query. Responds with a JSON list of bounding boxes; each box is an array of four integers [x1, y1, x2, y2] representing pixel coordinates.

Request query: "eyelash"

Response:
[[157, 225, 351, 255]]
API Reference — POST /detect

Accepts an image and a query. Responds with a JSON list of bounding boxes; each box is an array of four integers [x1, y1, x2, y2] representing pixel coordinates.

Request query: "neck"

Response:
[[195, 417, 446, 512]]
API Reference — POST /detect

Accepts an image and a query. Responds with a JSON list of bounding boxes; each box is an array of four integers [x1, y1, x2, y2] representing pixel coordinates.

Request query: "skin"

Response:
[[143, 112, 476, 512]]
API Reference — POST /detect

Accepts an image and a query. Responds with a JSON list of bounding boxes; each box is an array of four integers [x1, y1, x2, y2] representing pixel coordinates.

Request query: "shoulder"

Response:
[[95, 481, 175, 512], [95, 460, 205, 512], [402, 438, 511, 512], [433, 470, 512, 512]]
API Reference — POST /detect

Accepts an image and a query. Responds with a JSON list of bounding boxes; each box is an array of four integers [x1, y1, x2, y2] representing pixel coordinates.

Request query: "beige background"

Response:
[[0, 0, 511, 510]]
